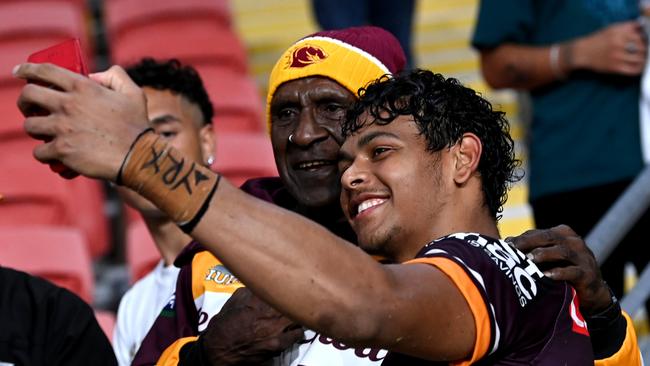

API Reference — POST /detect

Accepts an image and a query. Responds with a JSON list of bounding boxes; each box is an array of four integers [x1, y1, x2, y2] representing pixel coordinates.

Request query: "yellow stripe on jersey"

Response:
[[406, 257, 491, 365], [595, 311, 643, 366], [157, 336, 198, 365], [191, 251, 244, 300]]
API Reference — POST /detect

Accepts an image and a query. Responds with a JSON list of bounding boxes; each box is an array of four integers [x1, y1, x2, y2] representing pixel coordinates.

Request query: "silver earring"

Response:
[[206, 156, 214, 166], [288, 134, 294, 143]]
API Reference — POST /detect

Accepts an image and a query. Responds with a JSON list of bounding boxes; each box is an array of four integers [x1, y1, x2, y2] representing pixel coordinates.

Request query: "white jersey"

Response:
[[113, 260, 179, 366], [273, 330, 387, 366]]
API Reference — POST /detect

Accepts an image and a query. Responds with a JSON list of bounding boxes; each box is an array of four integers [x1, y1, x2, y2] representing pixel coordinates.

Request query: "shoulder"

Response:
[[0, 266, 88, 313]]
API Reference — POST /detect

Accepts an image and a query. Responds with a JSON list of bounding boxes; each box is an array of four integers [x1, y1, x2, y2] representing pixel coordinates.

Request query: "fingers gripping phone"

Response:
[[26, 38, 89, 179]]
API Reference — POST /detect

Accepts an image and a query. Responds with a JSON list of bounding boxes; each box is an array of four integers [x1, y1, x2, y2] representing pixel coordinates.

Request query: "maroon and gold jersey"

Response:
[[399, 233, 594, 365]]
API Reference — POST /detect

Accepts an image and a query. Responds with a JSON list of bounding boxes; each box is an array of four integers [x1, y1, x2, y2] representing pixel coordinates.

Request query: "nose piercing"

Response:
[[289, 134, 294, 143]]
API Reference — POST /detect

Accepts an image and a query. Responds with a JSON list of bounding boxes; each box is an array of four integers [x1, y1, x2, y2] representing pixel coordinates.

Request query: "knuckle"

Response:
[[52, 138, 67, 154], [59, 97, 78, 115], [70, 78, 87, 93], [558, 245, 571, 261]]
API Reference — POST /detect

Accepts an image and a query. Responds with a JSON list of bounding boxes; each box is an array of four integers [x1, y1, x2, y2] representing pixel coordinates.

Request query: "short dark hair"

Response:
[[126, 58, 214, 124], [343, 69, 522, 219]]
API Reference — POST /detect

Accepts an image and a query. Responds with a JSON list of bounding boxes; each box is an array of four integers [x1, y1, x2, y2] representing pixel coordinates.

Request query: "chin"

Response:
[[357, 227, 401, 259]]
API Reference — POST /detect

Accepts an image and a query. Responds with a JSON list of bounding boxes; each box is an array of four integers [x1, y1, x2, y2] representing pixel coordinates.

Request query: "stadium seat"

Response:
[[0, 0, 87, 13], [0, 137, 110, 258], [126, 220, 160, 283], [109, 22, 248, 73], [0, 138, 74, 226], [105, 0, 246, 73], [197, 65, 265, 133], [0, 84, 26, 138], [105, 0, 231, 33], [0, 1, 91, 77], [67, 177, 111, 258], [94, 309, 116, 340], [0, 226, 94, 303], [213, 132, 278, 187]]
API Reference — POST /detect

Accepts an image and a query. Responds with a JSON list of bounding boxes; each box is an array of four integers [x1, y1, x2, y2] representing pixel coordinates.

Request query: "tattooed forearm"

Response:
[[121, 131, 219, 228]]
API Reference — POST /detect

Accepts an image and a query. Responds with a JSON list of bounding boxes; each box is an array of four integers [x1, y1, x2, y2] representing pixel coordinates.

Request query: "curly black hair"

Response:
[[126, 58, 214, 124], [343, 69, 522, 220]]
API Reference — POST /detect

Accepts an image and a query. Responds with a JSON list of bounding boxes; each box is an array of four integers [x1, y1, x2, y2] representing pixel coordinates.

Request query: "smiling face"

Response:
[[338, 114, 452, 261], [118, 87, 215, 218], [270, 77, 357, 211]]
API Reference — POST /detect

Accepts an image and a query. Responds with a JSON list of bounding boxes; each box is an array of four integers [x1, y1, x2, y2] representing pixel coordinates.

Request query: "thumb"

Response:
[[89, 65, 140, 95]]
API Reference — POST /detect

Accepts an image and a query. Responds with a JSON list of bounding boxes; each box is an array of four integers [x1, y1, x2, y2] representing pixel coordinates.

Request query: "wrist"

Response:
[[566, 37, 587, 71], [583, 280, 616, 316], [118, 131, 220, 232], [583, 285, 621, 331]]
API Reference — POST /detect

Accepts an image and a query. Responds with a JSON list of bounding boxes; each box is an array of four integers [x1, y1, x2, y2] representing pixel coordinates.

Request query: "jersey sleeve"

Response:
[[131, 260, 199, 366], [594, 311, 644, 366], [132, 251, 243, 365], [405, 233, 566, 365], [406, 255, 492, 365], [156, 337, 199, 366]]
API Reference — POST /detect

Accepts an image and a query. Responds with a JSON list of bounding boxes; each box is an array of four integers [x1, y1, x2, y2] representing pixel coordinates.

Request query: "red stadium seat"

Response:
[[94, 309, 116, 341], [67, 177, 111, 258], [197, 65, 265, 133], [0, 138, 74, 226], [110, 22, 248, 73], [0, 0, 87, 13], [0, 2, 84, 41], [0, 1, 91, 77], [105, 0, 246, 73], [0, 84, 26, 138], [0, 137, 110, 258], [213, 132, 278, 187], [105, 0, 231, 33], [126, 220, 160, 284], [0, 226, 94, 303]]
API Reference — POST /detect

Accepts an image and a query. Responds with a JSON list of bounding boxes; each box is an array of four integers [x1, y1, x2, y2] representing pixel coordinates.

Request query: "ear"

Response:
[[452, 133, 482, 185], [199, 124, 216, 166]]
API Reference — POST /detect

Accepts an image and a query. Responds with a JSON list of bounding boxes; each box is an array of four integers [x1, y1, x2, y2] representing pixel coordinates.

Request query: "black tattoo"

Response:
[[194, 169, 210, 186], [171, 161, 195, 195], [163, 154, 184, 186], [142, 145, 164, 173], [140, 142, 212, 196]]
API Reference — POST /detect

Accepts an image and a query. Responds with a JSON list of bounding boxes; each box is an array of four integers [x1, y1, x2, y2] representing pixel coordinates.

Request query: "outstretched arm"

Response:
[[14, 63, 475, 362]]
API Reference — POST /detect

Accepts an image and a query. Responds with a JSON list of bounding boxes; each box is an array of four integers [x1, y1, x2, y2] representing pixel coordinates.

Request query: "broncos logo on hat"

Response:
[[286, 44, 328, 68]]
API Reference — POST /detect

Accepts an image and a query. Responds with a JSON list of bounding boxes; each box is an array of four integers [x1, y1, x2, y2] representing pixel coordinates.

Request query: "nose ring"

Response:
[[289, 134, 294, 143]]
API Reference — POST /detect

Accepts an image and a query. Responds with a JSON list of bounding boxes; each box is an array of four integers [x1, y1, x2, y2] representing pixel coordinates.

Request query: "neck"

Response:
[[395, 184, 500, 263], [143, 216, 191, 266]]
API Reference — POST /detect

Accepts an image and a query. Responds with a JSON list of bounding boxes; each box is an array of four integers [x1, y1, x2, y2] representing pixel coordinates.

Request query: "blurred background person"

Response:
[[310, 0, 416, 69], [471, 0, 650, 312]]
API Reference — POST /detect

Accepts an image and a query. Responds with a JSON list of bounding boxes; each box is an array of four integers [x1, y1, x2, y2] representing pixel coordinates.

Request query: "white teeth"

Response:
[[298, 161, 330, 169], [357, 198, 386, 215]]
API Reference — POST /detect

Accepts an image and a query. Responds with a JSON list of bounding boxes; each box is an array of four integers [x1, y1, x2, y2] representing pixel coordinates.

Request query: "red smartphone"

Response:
[[26, 38, 89, 179]]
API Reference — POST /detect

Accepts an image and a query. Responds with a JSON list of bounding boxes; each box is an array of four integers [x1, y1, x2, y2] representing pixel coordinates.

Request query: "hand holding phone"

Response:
[[26, 38, 89, 179]]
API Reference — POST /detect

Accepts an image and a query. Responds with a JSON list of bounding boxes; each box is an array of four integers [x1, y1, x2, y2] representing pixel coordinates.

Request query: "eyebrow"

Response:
[[150, 114, 181, 126], [357, 131, 400, 148], [338, 131, 400, 163]]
